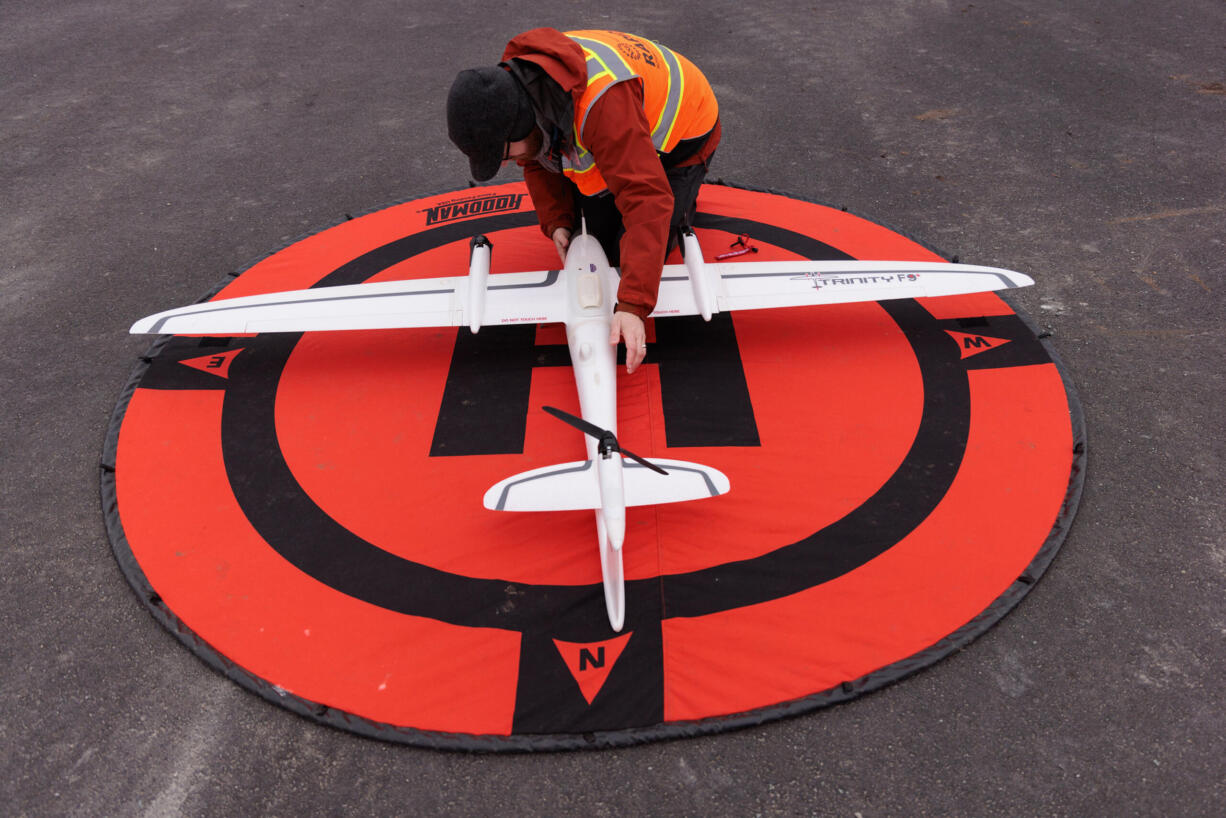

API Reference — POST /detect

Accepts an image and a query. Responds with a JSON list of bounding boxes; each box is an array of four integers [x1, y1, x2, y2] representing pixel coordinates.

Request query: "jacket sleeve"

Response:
[[520, 159, 576, 239], [582, 80, 673, 318]]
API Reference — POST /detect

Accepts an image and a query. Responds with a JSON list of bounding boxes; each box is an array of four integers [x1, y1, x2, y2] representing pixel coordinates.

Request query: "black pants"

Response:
[[572, 160, 711, 267]]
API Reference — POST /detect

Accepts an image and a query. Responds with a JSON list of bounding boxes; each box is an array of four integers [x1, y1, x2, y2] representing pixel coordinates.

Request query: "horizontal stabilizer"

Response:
[[484, 458, 730, 512], [650, 259, 1034, 318]]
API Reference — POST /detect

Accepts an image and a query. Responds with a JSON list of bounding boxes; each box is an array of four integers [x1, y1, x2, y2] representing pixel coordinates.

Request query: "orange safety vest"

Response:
[[563, 30, 718, 196]]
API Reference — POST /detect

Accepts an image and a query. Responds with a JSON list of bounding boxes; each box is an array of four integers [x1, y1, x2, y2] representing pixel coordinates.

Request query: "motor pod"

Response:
[[682, 230, 716, 321], [467, 235, 492, 333]]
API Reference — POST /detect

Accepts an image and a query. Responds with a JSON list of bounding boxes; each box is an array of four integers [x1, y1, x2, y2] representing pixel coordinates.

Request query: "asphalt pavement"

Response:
[[2, 1, 1223, 814]]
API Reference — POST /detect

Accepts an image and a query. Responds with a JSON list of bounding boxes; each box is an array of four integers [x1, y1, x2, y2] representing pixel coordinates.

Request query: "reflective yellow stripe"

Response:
[[572, 37, 636, 147], [583, 52, 613, 85], [569, 165, 600, 182], [649, 41, 684, 151], [564, 32, 698, 193], [572, 34, 688, 154], [570, 144, 595, 172], [574, 36, 630, 82]]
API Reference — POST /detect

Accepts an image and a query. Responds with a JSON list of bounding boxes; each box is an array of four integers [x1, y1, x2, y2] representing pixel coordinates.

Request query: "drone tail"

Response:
[[483, 458, 729, 512]]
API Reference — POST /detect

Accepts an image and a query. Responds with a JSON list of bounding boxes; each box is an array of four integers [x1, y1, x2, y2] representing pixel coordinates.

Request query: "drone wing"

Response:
[[129, 269, 566, 335], [650, 258, 1034, 319]]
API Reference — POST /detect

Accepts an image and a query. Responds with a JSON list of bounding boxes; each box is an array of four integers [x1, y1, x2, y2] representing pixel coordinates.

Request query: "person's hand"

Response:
[[552, 227, 572, 264], [609, 310, 647, 374]]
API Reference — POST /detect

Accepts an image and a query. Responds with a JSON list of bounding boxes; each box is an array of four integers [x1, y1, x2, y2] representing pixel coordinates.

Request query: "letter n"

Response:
[[579, 647, 605, 671]]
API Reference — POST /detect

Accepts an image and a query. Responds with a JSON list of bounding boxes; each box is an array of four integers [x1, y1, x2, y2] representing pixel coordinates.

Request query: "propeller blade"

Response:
[[618, 445, 669, 476], [541, 405, 607, 441], [541, 405, 668, 475]]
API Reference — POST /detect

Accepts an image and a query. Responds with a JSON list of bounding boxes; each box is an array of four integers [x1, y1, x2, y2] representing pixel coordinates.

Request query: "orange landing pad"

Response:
[[101, 182, 1084, 750]]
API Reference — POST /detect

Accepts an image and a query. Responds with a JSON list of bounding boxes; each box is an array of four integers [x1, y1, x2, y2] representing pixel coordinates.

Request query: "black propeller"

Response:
[[542, 405, 668, 475]]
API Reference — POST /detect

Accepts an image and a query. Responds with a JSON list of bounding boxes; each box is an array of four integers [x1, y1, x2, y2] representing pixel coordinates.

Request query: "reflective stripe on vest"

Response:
[[561, 31, 715, 195], [570, 35, 685, 154]]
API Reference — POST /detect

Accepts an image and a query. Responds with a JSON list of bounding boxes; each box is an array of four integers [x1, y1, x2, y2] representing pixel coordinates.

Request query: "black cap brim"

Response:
[[468, 152, 503, 183]]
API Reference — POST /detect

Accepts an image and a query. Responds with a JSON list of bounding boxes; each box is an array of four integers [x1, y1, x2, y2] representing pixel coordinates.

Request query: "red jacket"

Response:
[[502, 28, 719, 318]]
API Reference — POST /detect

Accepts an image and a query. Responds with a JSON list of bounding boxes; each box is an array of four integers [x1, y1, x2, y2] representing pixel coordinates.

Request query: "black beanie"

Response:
[[447, 66, 536, 181]]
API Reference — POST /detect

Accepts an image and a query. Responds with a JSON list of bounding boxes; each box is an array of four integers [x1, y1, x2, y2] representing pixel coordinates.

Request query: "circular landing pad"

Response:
[[102, 181, 1084, 750]]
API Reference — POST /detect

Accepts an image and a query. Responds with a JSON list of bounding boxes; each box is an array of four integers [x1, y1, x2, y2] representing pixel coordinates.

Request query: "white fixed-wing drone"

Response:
[[131, 226, 1033, 631]]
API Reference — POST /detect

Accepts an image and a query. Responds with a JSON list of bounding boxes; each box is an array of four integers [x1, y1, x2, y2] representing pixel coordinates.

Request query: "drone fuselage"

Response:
[[562, 232, 627, 554]]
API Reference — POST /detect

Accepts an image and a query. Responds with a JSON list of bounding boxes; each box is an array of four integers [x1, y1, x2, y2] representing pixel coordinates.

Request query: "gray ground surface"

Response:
[[3, 1, 1223, 815]]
